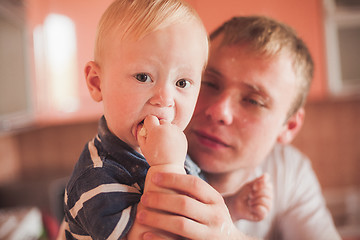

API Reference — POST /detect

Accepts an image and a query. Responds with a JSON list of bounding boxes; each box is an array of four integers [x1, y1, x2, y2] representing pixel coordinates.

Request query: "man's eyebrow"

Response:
[[245, 82, 262, 92], [244, 82, 271, 101]]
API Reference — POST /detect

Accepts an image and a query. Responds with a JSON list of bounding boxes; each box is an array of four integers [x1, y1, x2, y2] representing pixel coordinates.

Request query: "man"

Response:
[[136, 16, 341, 240]]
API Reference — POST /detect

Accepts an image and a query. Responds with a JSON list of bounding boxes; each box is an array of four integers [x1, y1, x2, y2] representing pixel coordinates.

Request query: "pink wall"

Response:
[[25, 0, 112, 123]]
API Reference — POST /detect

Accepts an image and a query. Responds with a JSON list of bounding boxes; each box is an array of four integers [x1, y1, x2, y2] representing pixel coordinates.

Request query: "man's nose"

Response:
[[205, 93, 234, 125], [149, 85, 175, 107]]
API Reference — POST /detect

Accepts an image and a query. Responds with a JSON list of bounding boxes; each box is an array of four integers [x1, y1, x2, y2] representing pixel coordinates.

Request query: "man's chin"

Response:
[[191, 153, 226, 172]]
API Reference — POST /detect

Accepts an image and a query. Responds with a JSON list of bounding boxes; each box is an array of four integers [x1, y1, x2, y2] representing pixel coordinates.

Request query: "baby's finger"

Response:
[[143, 115, 160, 128], [251, 205, 269, 221], [250, 184, 273, 199], [252, 173, 270, 190], [137, 115, 159, 146], [249, 195, 272, 212], [159, 118, 171, 125]]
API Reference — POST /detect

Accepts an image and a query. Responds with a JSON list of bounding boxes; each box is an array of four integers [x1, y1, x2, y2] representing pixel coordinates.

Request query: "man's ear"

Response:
[[277, 107, 305, 144], [85, 61, 103, 102]]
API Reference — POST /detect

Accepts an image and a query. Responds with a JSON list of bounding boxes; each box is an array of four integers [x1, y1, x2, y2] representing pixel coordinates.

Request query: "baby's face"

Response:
[[98, 21, 208, 151]]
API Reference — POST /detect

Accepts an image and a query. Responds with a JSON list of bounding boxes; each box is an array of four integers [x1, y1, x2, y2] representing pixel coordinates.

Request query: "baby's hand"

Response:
[[137, 115, 187, 167], [128, 116, 187, 240], [226, 174, 273, 222]]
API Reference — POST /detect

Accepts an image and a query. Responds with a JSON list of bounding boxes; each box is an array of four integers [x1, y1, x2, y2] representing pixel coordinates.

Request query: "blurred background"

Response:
[[0, 0, 359, 239]]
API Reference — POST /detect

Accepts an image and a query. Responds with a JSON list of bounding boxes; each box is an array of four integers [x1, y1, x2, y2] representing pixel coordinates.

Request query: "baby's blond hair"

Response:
[[94, 0, 207, 64]]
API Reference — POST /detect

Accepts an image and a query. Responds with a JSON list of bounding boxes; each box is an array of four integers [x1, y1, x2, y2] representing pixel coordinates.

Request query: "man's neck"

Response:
[[204, 169, 254, 197]]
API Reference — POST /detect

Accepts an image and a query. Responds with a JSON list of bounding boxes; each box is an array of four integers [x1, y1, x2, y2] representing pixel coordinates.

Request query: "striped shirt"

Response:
[[63, 116, 200, 240]]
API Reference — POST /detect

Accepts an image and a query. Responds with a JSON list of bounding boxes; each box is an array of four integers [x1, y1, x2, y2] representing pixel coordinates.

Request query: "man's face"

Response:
[[185, 36, 298, 175], [95, 22, 207, 151]]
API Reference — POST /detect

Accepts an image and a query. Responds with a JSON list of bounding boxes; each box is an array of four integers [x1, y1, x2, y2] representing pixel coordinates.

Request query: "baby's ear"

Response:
[[85, 61, 102, 102], [277, 107, 305, 144]]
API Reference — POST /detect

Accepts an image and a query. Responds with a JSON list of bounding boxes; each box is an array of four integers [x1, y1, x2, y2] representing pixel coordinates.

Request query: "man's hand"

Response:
[[136, 172, 257, 240]]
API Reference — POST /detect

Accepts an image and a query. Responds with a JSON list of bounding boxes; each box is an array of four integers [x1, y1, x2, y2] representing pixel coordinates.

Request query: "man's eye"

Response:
[[135, 73, 151, 83], [176, 79, 190, 88], [243, 98, 265, 108], [201, 80, 218, 89]]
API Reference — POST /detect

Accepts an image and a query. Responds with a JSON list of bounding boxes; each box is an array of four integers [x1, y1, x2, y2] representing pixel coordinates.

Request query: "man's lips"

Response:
[[193, 130, 231, 148]]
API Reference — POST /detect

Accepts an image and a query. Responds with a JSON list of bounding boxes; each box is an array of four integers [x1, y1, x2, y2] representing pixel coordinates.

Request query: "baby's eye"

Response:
[[176, 79, 191, 88], [134, 73, 152, 83]]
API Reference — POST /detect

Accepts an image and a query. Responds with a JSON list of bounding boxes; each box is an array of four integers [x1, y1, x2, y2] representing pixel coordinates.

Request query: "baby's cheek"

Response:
[[177, 112, 193, 131]]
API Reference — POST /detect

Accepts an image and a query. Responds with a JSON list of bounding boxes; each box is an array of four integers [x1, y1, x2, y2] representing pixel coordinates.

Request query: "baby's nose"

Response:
[[149, 86, 175, 107]]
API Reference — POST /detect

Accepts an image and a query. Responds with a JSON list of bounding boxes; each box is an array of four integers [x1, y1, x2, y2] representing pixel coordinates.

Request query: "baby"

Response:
[[62, 0, 208, 239]]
